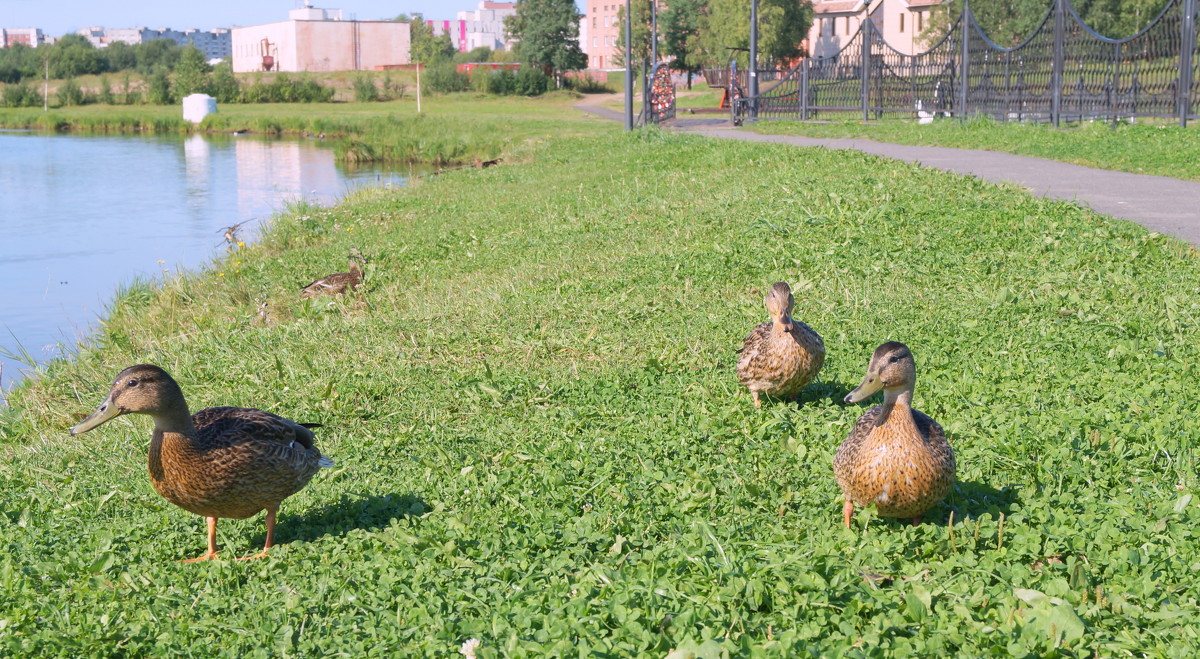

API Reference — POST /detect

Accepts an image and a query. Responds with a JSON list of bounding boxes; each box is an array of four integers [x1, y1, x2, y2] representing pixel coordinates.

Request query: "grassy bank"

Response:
[[2, 129, 1200, 655], [751, 116, 1200, 181], [0, 92, 613, 165]]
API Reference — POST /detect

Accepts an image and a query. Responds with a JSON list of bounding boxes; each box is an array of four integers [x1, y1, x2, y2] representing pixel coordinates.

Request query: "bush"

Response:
[[97, 75, 115, 104], [513, 66, 548, 96], [55, 77, 87, 106], [146, 69, 173, 104], [240, 74, 334, 103], [567, 74, 613, 94], [209, 63, 240, 103], [2, 80, 42, 107], [353, 74, 379, 102], [423, 62, 469, 93]]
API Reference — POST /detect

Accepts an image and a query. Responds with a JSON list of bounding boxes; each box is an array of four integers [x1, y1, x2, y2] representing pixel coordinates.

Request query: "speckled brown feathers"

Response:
[[301, 255, 363, 298], [737, 282, 825, 407], [149, 406, 329, 520], [835, 342, 955, 526], [70, 364, 333, 559]]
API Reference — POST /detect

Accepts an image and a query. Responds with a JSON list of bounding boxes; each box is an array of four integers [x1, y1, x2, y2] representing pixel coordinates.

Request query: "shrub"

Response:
[[568, 74, 613, 94], [353, 74, 379, 102], [240, 74, 334, 103], [146, 68, 173, 104], [209, 63, 240, 103], [56, 77, 87, 106], [1, 80, 42, 107], [513, 66, 548, 96], [486, 70, 516, 95], [97, 75, 115, 104], [423, 62, 469, 93]]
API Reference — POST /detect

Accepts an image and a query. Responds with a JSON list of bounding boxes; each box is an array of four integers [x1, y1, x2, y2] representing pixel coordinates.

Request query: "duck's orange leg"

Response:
[[236, 505, 278, 561], [182, 516, 220, 562], [843, 500, 854, 529], [752, 391, 761, 408]]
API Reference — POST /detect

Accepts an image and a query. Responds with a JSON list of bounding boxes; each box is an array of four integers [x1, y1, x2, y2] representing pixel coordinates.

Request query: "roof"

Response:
[[812, 1, 867, 15]]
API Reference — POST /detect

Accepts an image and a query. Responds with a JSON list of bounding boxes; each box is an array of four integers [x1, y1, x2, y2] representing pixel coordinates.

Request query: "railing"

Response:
[[734, 0, 1200, 126]]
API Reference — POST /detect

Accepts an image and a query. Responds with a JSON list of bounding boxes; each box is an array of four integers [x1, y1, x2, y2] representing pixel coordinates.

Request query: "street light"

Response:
[[749, 0, 759, 119], [624, 0, 633, 130]]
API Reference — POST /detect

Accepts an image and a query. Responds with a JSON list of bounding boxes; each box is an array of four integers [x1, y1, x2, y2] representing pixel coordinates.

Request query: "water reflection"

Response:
[[0, 131, 405, 392]]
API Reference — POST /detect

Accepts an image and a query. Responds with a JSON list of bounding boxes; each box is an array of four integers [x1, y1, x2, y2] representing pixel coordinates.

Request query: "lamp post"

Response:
[[651, 0, 658, 65], [749, 0, 759, 119], [624, 0, 633, 130]]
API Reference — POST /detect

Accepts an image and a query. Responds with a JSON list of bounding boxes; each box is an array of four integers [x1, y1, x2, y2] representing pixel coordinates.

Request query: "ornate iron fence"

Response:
[[734, 0, 1200, 126]]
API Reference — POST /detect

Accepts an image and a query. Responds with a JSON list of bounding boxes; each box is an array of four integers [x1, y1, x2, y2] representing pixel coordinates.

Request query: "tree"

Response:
[[505, 0, 587, 86], [136, 39, 182, 75], [174, 45, 212, 97], [662, 0, 706, 88], [409, 13, 456, 64], [615, 0, 655, 68], [209, 62, 241, 102], [146, 67, 173, 104], [103, 41, 138, 72], [47, 34, 104, 78], [697, 0, 811, 68]]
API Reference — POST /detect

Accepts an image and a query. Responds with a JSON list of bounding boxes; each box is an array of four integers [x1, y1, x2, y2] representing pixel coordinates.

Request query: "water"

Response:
[[0, 130, 406, 391]]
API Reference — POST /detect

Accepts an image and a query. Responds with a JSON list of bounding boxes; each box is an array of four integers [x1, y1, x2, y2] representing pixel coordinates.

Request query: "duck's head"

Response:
[[764, 281, 795, 332], [844, 341, 915, 403], [70, 364, 187, 435]]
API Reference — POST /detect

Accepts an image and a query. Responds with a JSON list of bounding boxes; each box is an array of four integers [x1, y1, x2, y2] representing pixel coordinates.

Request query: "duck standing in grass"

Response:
[[736, 282, 825, 407], [835, 342, 954, 528], [70, 364, 334, 561], [301, 250, 364, 298]]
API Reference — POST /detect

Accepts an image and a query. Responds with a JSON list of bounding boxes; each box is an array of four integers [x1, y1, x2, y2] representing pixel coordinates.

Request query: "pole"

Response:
[[625, 0, 634, 130], [959, 1, 970, 120], [1179, 0, 1196, 127], [651, 1, 658, 65], [749, 0, 759, 120], [416, 61, 422, 113], [862, 14, 871, 122], [1051, 0, 1065, 127]]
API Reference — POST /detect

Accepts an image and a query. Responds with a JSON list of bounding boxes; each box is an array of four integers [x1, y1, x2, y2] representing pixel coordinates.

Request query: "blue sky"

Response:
[[3, 1, 587, 38]]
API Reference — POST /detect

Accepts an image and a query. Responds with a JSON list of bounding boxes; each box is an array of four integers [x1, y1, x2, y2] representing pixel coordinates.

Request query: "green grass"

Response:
[[751, 116, 1200, 181], [0, 91, 613, 165], [3, 128, 1200, 656]]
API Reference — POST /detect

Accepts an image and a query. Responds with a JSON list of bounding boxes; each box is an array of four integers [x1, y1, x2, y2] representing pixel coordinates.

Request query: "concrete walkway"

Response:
[[576, 100, 1200, 246]]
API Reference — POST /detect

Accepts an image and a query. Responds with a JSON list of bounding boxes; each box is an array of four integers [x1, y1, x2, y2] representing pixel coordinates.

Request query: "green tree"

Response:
[[209, 62, 241, 102], [55, 77, 86, 106], [409, 14, 456, 64], [454, 46, 495, 64], [146, 67, 173, 104], [136, 39, 182, 74], [697, 0, 811, 68], [97, 74, 116, 104], [505, 0, 587, 86], [174, 45, 212, 96], [47, 34, 104, 78], [662, 0, 706, 88], [103, 41, 138, 72], [615, 0, 655, 68]]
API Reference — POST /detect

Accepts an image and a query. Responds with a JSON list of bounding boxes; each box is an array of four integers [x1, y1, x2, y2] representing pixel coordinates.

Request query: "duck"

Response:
[[70, 364, 334, 561], [301, 250, 364, 298], [834, 342, 955, 528], [736, 282, 825, 407]]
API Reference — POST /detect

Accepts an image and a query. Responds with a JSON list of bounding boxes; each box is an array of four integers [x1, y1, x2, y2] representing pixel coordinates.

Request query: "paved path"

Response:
[[576, 100, 1200, 246]]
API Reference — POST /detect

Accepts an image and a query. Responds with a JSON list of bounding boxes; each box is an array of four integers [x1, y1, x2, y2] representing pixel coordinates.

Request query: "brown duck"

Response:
[[70, 364, 334, 561], [301, 251, 363, 298], [834, 342, 955, 528], [736, 282, 825, 407]]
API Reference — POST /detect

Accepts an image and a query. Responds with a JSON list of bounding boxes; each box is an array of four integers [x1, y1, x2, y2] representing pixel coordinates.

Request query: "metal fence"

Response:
[[646, 63, 677, 125], [734, 0, 1200, 126]]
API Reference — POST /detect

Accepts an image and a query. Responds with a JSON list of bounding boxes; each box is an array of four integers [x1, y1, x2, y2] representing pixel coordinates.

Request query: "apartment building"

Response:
[[429, 1, 517, 52], [581, 1, 638, 70], [1, 27, 45, 48], [76, 26, 232, 59]]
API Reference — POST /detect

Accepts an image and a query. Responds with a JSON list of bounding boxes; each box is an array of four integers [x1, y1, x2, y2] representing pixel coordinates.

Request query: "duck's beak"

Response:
[[844, 372, 883, 404], [777, 313, 794, 333], [70, 394, 121, 436]]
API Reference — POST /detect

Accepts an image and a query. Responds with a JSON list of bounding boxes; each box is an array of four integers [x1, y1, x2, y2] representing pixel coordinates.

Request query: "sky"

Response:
[[2, 1, 587, 38]]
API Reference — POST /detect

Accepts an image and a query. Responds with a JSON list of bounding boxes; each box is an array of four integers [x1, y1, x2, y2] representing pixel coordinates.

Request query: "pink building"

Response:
[[808, 0, 941, 59], [429, 2, 516, 53], [582, 1, 646, 70], [231, 4, 411, 73]]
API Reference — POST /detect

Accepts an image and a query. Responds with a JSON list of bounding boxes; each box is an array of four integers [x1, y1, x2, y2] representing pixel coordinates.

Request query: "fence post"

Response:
[[1051, 0, 1066, 126], [861, 15, 871, 122], [1180, 0, 1196, 127], [801, 59, 810, 120], [959, 1, 970, 120]]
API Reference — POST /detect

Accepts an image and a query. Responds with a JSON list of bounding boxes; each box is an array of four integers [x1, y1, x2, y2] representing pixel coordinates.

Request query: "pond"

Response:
[[0, 130, 406, 392]]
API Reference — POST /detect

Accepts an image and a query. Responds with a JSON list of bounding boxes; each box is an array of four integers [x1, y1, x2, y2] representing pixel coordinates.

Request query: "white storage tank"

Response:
[[182, 94, 217, 124]]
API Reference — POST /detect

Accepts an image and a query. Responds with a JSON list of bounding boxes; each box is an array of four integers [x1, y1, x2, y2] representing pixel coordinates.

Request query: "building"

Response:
[[428, 2, 516, 53], [231, 4, 411, 73], [807, 0, 941, 59], [581, 1, 641, 70], [0, 27, 44, 48], [76, 26, 232, 59]]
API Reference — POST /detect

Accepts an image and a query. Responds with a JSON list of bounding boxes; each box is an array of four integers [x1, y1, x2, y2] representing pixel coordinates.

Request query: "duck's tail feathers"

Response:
[[318, 455, 335, 469]]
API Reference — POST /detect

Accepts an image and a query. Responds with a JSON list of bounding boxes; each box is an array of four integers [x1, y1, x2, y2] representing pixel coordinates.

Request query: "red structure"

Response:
[[455, 62, 521, 76]]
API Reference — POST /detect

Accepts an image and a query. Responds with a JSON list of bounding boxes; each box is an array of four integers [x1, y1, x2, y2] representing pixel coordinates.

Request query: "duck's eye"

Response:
[[127, 378, 140, 387], [889, 356, 900, 364]]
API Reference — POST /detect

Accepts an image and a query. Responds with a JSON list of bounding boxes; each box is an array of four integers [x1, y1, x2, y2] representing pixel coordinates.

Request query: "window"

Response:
[[593, 36, 597, 47], [918, 12, 924, 32], [593, 17, 597, 27], [899, 13, 905, 33]]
